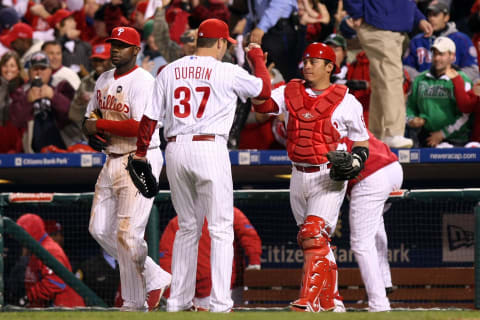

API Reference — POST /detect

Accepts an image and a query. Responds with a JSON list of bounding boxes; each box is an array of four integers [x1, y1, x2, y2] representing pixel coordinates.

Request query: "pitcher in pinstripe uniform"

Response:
[[134, 19, 272, 312], [84, 27, 171, 312]]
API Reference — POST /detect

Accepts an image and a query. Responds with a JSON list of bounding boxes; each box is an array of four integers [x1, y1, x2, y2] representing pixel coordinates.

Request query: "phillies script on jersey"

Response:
[[96, 91, 130, 113]]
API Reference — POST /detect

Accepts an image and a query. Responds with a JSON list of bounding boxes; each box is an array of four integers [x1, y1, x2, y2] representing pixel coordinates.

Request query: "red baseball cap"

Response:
[[303, 42, 339, 74], [47, 9, 74, 28], [91, 42, 111, 60], [198, 18, 236, 44], [0, 22, 33, 47], [107, 26, 141, 47]]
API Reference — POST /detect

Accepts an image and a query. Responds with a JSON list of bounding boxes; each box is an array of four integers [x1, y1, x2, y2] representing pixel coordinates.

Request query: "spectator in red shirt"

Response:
[[159, 207, 262, 310], [17, 213, 85, 308]]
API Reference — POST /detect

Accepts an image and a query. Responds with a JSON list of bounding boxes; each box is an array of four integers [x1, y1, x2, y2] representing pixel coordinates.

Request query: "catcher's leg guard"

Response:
[[291, 216, 337, 312]]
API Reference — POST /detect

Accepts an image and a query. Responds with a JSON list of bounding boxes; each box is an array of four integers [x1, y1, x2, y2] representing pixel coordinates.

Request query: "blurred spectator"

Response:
[[0, 22, 33, 60], [244, 0, 300, 81], [188, 0, 231, 29], [74, 0, 100, 43], [0, 7, 20, 35], [165, 0, 193, 44], [69, 42, 113, 143], [49, 9, 93, 75], [44, 220, 63, 248], [0, 51, 25, 153], [325, 33, 349, 82], [75, 249, 120, 307], [10, 51, 75, 153], [451, 68, 480, 144], [90, 5, 110, 45], [404, 2, 479, 81], [42, 41, 81, 90], [24, 0, 61, 41], [343, 0, 433, 149], [138, 19, 167, 76], [159, 208, 262, 310], [153, 5, 197, 62], [407, 37, 473, 147], [17, 213, 85, 307], [298, 0, 330, 42], [131, 0, 149, 30], [468, 0, 480, 66]]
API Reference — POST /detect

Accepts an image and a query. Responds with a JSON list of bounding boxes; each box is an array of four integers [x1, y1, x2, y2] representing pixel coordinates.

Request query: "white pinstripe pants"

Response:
[[89, 148, 170, 308], [349, 161, 403, 312], [165, 135, 234, 313]]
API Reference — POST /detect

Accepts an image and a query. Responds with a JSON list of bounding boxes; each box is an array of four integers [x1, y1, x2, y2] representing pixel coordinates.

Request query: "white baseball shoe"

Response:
[[382, 135, 413, 149], [147, 273, 172, 311]]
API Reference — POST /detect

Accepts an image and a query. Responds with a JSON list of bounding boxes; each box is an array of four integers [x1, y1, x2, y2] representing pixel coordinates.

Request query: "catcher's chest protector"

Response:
[[285, 81, 346, 164]]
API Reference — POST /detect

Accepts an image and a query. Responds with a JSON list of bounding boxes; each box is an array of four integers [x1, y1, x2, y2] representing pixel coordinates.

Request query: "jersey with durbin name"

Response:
[[145, 55, 263, 137], [85, 66, 160, 154]]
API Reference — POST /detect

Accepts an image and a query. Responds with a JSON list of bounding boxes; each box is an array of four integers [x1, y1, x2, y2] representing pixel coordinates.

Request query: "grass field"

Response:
[[1, 310, 480, 320]]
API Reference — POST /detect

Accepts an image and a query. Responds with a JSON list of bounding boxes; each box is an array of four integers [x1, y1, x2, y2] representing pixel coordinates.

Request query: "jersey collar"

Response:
[[114, 65, 138, 80]]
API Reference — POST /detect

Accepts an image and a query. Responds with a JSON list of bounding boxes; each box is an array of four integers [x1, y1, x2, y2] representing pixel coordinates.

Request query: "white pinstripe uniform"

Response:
[[349, 161, 403, 312], [86, 67, 171, 310], [144, 55, 263, 312], [271, 85, 369, 309]]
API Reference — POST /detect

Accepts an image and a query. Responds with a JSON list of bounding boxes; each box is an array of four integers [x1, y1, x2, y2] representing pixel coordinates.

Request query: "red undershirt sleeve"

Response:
[[247, 48, 271, 100], [252, 98, 279, 113], [96, 119, 139, 137], [136, 115, 158, 157]]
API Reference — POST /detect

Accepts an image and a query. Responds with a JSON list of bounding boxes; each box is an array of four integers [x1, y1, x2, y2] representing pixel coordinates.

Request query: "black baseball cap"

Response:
[[30, 51, 50, 68], [427, 2, 449, 14]]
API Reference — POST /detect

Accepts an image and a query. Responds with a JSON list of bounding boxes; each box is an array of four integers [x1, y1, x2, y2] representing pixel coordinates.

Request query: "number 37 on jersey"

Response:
[[173, 86, 211, 119]]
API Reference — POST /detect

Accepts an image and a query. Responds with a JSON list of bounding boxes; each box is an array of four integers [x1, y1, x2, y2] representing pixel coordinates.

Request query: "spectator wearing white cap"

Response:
[[407, 36, 473, 148], [403, 1, 479, 82]]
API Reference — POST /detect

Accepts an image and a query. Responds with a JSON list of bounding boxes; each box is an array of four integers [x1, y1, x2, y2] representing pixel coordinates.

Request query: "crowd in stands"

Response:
[[1, 0, 480, 152]]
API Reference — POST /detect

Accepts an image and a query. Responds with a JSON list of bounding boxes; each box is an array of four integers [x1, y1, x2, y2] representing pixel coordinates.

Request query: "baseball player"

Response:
[[134, 18, 271, 312], [83, 26, 171, 312], [252, 42, 369, 312], [158, 207, 262, 311], [345, 131, 403, 312]]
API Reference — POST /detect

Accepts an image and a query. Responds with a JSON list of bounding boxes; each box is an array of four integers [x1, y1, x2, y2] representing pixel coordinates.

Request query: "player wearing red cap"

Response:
[[84, 26, 171, 312], [252, 42, 369, 312], [134, 18, 271, 312]]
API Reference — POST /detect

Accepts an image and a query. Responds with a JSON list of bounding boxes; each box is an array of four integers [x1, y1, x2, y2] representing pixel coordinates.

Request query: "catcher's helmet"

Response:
[[302, 42, 339, 73]]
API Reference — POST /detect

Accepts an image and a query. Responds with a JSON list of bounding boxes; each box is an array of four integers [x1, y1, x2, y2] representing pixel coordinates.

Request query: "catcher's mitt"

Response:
[[126, 154, 159, 198], [88, 133, 107, 152], [326, 150, 363, 181]]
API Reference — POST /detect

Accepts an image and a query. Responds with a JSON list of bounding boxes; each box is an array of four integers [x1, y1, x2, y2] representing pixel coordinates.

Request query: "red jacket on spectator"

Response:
[[165, 0, 191, 44], [188, 1, 231, 29], [17, 213, 85, 308], [451, 75, 480, 142], [73, 8, 96, 43], [159, 207, 262, 298], [24, 1, 51, 32]]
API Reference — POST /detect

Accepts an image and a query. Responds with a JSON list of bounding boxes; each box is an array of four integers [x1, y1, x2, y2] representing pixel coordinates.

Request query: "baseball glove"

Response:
[[326, 150, 363, 181], [126, 154, 159, 198]]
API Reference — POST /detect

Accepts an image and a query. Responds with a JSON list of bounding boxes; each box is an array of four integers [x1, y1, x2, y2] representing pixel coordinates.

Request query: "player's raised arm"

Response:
[[245, 44, 280, 113]]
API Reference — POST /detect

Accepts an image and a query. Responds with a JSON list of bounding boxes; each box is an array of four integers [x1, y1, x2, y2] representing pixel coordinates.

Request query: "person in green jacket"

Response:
[[407, 36, 473, 147]]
